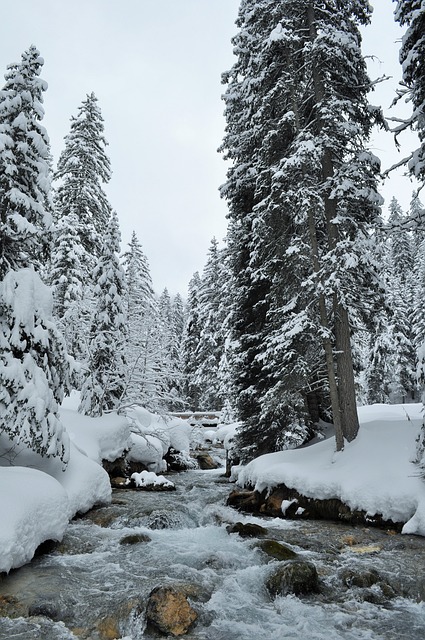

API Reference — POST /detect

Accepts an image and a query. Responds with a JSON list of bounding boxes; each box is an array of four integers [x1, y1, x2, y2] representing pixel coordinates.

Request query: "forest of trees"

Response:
[[0, 1, 425, 467]]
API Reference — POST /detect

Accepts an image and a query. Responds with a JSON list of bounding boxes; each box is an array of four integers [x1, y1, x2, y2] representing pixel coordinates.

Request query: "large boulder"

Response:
[[145, 586, 197, 636], [265, 560, 320, 598]]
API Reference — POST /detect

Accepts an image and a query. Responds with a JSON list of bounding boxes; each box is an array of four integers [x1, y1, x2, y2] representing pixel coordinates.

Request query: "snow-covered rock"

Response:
[[131, 470, 175, 490], [127, 432, 167, 473]]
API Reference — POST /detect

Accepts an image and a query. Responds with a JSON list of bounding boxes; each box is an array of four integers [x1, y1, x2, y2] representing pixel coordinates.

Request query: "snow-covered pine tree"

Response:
[[0, 269, 71, 464], [79, 211, 127, 416], [221, 0, 384, 458], [0, 45, 52, 277], [0, 47, 72, 464], [182, 272, 203, 411], [120, 231, 163, 410], [394, 0, 425, 181], [122, 231, 155, 332], [385, 197, 416, 400], [156, 288, 184, 410], [54, 93, 112, 267], [194, 238, 227, 410], [49, 212, 89, 362]]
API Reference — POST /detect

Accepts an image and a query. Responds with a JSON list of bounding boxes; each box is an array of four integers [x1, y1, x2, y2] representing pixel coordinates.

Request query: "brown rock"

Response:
[[194, 452, 220, 470], [146, 586, 197, 636], [96, 616, 121, 639]]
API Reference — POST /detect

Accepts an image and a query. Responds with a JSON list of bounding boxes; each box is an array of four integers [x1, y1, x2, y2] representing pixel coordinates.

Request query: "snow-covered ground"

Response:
[[236, 403, 425, 536]]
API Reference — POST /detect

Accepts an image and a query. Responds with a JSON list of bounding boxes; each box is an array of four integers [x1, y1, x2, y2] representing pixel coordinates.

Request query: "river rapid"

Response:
[[1, 460, 425, 639]]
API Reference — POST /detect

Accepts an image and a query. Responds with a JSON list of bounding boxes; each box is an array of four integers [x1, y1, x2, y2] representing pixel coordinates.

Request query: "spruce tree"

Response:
[[50, 212, 89, 361], [394, 0, 425, 181], [182, 272, 203, 411], [0, 269, 72, 464], [0, 46, 71, 463], [0, 45, 52, 277], [54, 93, 112, 266], [194, 238, 226, 410], [79, 211, 127, 416], [120, 231, 162, 410], [221, 0, 384, 458]]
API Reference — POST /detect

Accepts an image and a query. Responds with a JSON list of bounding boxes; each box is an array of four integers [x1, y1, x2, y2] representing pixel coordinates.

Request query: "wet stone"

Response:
[[146, 585, 198, 636], [265, 560, 320, 598], [28, 599, 61, 620], [256, 539, 298, 561], [119, 533, 151, 545], [226, 521, 268, 538]]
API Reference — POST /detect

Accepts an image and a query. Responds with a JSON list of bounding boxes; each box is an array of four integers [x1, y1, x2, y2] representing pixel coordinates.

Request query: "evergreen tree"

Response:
[[0, 269, 71, 464], [120, 231, 163, 410], [394, 0, 425, 181], [386, 197, 416, 400], [79, 211, 127, 416], [0, 45, 52, 277], [221, 0, 383, 458], [0, 46, 72, 464], [182, 272, 203, 411], [194, 238, 227, 410], [49, 212, 89, 361], [54, 93, 112, 266], [122, 231, 155, 330], [156, 288, 184, 410]]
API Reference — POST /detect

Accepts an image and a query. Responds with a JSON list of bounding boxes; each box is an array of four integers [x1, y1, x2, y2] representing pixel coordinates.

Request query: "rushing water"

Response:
[[1, 459, 425, 639]]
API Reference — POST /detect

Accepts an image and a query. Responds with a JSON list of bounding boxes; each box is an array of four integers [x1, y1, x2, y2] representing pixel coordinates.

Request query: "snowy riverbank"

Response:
[[1, 402, 425, 574], [235, 404, 425, 536], [0, 394, 196, 574]]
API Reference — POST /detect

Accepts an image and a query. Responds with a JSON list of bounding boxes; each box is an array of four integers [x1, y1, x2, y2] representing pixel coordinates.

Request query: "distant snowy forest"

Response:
[[1, 1, 425, 471]]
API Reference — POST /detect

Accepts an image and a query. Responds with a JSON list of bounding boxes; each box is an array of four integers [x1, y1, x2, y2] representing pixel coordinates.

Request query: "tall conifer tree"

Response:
[[221, 0, 383, 457], [79, 211, 127, 416], [54, 93, 112, 266]]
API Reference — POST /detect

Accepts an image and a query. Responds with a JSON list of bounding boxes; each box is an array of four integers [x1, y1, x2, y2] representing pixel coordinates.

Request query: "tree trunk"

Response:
[[307, 2, 360, 446], [334, 302, 359, 441]]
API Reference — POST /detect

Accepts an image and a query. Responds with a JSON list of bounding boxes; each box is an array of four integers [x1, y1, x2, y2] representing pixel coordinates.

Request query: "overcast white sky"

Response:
[[0, 1, 420, 295]]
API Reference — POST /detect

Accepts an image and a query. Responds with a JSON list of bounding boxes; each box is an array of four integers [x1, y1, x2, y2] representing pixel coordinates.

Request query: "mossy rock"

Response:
[[256, 539, 298, 561], [265, 560, 320, 598], [226, 522, 268, 538], [119, 533, 151, 545]]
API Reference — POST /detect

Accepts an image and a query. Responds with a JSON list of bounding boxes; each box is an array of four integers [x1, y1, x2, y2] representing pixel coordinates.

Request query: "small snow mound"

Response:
[[131, 470, 175, 490]]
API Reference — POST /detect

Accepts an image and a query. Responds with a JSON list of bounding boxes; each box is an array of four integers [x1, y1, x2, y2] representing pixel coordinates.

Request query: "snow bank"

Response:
[[0, 467, 69, 573], [52, 441, 112, 517], [61, 408, 131, 464], [236, 404, 425, 535], [0, 399, 132, 572], [213, 422, 240, 452], [127, 432, 167, 472], [127, 407, 193, 458]]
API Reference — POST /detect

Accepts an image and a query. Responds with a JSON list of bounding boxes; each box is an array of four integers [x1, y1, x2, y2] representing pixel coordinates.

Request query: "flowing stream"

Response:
[[1, 457, 425, 639]]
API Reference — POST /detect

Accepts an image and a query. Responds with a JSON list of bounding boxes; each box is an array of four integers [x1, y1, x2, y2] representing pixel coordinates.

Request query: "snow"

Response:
[[131, 470, 175, 489], [236, 404, 425, 535], [213, 422, 240, 451], [0, 398, 131, 573], [127, 432, 166, 472], [0, 467, 69, 573]]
